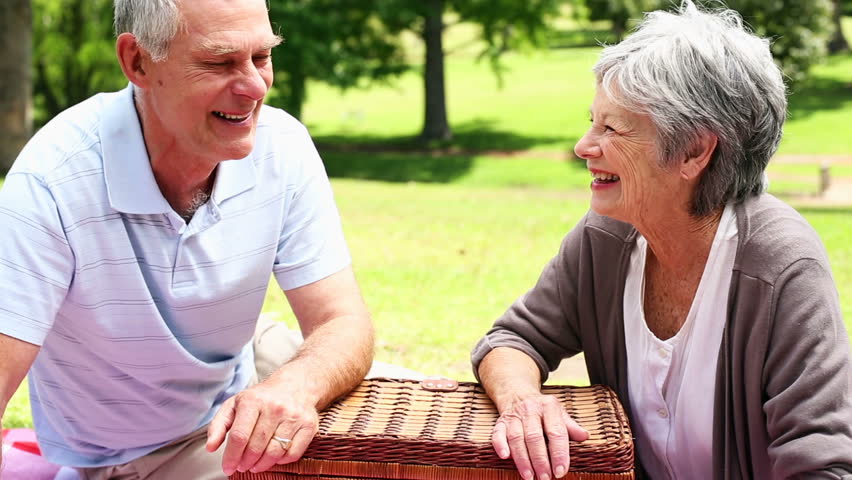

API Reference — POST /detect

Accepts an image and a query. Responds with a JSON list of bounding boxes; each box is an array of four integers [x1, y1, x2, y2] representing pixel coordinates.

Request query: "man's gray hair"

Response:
[[593, 0, 787, 217], [114, 0, 182, 62]]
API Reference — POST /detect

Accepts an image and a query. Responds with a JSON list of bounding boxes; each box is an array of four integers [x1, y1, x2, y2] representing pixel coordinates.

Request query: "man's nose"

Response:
[[233, 63, 268, 101]]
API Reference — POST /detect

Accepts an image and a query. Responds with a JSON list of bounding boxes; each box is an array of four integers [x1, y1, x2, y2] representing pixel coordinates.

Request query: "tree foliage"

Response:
[[581, 0, 835, 85], [32, 0, 125, 125], [580, 0, 664, 40], [828, 0, 849, 53], [727, 0, 834, 84], [376, 0, 563, 142], [267, 1, 408, 120]]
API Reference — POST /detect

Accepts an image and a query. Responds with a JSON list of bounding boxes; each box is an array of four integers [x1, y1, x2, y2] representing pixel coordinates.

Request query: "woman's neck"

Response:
[[639, 206, 725, 275]]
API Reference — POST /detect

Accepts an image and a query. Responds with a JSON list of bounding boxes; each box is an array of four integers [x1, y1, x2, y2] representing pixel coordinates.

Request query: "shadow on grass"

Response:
[[788, 57, 852, 120], [321, 150, 475, 183], [314, 118, 569, 153]]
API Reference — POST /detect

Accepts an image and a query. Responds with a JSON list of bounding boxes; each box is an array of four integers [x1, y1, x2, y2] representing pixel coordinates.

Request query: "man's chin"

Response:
[[217, 140, 255, 161]]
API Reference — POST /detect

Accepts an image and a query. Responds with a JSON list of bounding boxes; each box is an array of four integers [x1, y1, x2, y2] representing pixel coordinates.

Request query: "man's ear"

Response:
[[116, 33, 151, 88], [681, 132, 718, 181]]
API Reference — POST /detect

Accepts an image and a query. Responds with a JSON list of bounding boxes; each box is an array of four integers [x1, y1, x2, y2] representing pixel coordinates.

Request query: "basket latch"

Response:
[[420, 376, 459, 392]]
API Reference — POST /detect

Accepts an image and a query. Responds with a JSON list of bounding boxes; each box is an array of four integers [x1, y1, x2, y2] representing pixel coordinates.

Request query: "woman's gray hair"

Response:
[[593, 0, 787, 217], [114, 0, 182, 62]]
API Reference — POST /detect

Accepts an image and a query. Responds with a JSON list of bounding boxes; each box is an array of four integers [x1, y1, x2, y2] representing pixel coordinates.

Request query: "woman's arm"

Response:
[[479, 347, 588, 480], [763, 258, 852, 477]]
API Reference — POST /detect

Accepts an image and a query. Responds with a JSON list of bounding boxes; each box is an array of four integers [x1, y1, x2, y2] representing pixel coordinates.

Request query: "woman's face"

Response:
[[574, 88, 683, 225]]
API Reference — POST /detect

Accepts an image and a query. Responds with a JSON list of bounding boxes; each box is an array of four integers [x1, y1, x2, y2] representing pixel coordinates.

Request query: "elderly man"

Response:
[[0, 0, 377, 478]]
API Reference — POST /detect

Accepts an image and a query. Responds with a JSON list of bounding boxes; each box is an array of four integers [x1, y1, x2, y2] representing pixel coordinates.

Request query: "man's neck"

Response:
[[134, 90, 218, 218]]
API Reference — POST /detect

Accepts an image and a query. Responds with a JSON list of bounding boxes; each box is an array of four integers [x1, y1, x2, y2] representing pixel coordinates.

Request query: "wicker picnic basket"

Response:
[[231, 378, 634, 480]]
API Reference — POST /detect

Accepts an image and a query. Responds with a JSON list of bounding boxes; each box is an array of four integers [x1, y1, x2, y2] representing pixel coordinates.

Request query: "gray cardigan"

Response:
[[472, 194, 852, 479]]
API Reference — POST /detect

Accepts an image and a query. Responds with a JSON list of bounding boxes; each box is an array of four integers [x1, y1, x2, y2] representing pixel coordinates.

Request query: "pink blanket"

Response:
[[1, 429, 80, 480]]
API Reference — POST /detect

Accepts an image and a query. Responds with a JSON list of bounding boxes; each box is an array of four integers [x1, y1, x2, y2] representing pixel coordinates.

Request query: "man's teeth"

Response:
[[213, 111, 249, 121], [592, 172, 620, 181]]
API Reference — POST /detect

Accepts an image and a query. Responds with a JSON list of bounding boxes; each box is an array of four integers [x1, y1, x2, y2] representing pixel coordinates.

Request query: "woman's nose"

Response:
[[574, 131, 602, 159]]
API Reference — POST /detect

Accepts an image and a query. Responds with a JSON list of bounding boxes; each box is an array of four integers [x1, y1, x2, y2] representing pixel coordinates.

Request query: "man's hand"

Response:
[[206, 267, 374, 476], [205, 378, 319, 475], [492, 392, 588, 480]]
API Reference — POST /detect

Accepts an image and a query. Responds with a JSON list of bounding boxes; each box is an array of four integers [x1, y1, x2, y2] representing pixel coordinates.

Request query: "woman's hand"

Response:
[[492, 392, 589, 480]]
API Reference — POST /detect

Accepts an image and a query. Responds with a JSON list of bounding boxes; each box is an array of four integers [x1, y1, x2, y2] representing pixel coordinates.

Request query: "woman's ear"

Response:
[[116, 33, 150, 88], [681, 132, 718, 180]]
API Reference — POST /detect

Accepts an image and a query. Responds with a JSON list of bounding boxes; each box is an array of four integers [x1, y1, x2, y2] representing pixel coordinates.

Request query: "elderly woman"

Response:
[[471, 2, 852, 479]]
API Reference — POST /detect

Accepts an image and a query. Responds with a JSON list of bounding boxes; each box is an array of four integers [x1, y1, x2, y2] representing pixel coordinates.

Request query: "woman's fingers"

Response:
[[492, 394, 588, 480], [504, 411, 536, 480]]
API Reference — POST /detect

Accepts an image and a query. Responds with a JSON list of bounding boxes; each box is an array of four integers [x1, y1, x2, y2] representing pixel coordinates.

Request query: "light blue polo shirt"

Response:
[[0, 85, 351, 467]]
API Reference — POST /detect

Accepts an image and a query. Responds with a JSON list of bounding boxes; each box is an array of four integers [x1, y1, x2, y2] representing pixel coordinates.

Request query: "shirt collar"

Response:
[[101, 84, 258, 214], [101, 84, 172, 214]]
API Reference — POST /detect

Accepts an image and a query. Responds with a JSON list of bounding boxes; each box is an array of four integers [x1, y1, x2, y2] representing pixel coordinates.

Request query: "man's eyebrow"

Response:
[[198, 35, 283, 55]]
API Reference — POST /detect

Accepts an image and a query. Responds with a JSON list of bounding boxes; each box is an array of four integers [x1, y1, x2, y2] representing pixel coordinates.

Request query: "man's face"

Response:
[[141, 0, 280, 163]]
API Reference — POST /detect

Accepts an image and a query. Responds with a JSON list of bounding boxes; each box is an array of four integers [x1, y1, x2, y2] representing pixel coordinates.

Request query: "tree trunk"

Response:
[[419, 0, 452, 143], [828, 0, 849, 53], [0, 0, 33, 175]]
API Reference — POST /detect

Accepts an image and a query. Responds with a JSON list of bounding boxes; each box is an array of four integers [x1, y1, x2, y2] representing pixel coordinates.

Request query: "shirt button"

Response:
[[657, 408, 668, 418], [658, 347, 668, 358]]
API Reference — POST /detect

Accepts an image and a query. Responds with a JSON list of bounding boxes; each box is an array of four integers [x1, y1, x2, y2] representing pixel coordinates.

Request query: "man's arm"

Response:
[[0, 333, 41, 475], [206, 266, 373, 476]]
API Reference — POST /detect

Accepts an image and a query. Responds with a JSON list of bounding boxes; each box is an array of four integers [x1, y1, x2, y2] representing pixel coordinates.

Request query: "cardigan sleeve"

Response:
[[471, 215, 587, 384], [762, 257, 852, 478]]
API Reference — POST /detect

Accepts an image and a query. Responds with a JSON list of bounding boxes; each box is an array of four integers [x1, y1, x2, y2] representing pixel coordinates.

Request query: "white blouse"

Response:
[[623, 204, 738, 479]]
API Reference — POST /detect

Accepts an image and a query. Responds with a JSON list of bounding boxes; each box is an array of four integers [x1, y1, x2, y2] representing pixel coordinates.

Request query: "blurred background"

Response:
[[1, 0, 851, 427]]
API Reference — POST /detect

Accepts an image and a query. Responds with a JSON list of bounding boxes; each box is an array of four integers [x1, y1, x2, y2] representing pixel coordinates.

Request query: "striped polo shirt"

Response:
[[0, 85, 351, 467]]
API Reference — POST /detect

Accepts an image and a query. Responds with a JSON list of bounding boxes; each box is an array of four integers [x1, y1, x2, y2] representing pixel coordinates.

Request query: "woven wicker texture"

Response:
[[231, 378, 634, 479]]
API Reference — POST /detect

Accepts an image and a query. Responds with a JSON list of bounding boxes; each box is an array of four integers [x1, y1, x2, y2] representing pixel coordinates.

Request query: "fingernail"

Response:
[[555, 466, 567, 478], [223, 467, 235, 476], [541, 474, 551, 480], [522, 470, 534, 480], [499, 448, 509, 458]]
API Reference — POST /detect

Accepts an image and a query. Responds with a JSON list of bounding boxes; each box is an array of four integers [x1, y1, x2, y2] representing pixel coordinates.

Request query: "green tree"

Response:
[[729, 0, 834, 84], [580, 0, 664, 40], [32, 0, 125, 125], [0, 0, 32, 174], [828, 0, 849, 53], [378, 0, 563, 142], [582, 0, 835, 85], [267, 1, 408, 120]]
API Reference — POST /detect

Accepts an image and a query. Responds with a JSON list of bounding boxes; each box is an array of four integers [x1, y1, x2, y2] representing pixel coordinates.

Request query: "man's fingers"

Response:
[[206, 397, 236, 452], [275, 424, 315, 465], [492, 421, 511, 459], [249, 426, 298, 473], [236, 409, 280, 473], [563, 411, 589, 441], [221, 400, 261, 476]]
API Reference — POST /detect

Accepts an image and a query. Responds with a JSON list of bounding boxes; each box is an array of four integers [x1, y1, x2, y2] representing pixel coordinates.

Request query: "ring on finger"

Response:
[[272, 435, 292, 451]]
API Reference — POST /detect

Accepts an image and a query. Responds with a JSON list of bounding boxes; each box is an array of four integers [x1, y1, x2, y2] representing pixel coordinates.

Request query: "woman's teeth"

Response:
[[592, 172, 620, 182]]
